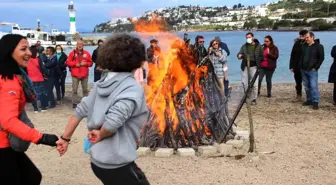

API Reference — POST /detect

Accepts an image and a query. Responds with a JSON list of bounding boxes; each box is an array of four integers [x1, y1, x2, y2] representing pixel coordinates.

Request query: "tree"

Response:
[[232, 14, 238, 21], [238, 3, 243, 9], [233, 4, 238, 9]]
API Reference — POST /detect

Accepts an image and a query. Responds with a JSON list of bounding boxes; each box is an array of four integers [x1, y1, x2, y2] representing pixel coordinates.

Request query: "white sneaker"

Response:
[[34, 111, 38, 113], [41, 109, 47, 113]]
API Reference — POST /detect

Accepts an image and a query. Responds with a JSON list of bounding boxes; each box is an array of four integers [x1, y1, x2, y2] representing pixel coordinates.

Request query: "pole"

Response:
[[246, 55, 255, 153]]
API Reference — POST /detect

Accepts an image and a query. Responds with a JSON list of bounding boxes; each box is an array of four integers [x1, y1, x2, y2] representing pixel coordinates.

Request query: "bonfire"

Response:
[[131, 15, 234, 150]]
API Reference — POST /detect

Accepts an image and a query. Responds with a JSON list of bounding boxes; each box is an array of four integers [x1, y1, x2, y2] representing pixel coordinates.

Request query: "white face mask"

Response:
[[56, 50, 62, 53], [246, 38, 253, 44]]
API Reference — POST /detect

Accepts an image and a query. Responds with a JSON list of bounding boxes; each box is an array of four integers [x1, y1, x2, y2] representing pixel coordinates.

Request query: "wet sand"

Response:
[[26, 83, 336, 185]]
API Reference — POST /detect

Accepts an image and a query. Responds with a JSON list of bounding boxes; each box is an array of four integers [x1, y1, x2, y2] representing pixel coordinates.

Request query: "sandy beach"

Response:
[[25, 83, 336, 185]]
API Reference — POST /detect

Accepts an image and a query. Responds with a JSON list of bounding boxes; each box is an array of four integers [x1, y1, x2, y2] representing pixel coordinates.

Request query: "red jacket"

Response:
[[27, 58, 44, 82], [0, 75, 43, 148], [66, 49, 93, 79]]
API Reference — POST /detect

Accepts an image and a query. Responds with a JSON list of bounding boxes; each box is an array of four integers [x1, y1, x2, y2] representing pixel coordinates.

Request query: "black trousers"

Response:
[[294, 70, 302, 96], [258, 68, 275, 95], [54, 76, 62, 101], [333, 82, 336, 103], [0, 147, 42, 185], [45, 78, 56, 107], [91, 162, 150, 185], [60, 71, 67, 99], [94, 70, 102, 82]]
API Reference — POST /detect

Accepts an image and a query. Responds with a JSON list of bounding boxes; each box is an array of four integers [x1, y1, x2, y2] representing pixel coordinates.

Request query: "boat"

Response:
[[0, 22, 77, 48]]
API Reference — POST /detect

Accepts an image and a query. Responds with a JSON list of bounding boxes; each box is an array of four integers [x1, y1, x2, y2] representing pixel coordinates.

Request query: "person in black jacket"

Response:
[[45, 46, 58, 108], [192, 35, 208, 65], [56, 45, 68, 100], [300, 32, 324, 110], [328, 45, 336, 105], [289, 29, 308, 102], [92, 39, 104, 82]]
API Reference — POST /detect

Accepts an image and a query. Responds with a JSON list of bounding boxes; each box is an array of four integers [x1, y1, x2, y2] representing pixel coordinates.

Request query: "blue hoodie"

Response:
[[75, 72, 148, 169]]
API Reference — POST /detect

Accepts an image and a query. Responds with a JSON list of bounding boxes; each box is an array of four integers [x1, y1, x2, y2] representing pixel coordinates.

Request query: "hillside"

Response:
[[93, 0, 336, 33]]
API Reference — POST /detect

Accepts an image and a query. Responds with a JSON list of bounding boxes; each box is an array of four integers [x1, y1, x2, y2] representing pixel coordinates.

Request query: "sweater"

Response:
[[27, 58, 45, 82], [75, 72, 148, 169], [209, 48, 227, 78]]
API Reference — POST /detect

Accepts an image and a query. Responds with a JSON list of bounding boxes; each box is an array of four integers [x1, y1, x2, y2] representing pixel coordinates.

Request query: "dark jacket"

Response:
[[300, 39, 324, 71], [219, 42, 230, 56], [262, 44, 279, 70], [147, 46, 161, 63], [57, 52, 68, 72], [237, 41, 264, 71], [289, 38, 305, 71], [328, 45, 336, 83], [92, 46, 100, 70], [45, 55, 58, 78], [37, 53, 48, 78], [192, 44, 208, 64]]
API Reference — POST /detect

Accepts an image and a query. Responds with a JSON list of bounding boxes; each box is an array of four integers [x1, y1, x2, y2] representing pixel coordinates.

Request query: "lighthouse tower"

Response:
[[68, 1, 76, 34]]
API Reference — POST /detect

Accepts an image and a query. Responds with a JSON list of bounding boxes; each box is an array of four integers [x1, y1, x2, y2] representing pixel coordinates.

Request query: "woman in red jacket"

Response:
[[258, 35, 279, 97], [0, 34, 59, 185], [27, 46, 48, 113]]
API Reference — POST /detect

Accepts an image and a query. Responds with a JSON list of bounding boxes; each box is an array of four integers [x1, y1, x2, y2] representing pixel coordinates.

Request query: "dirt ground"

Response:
[[26, 83, 336, 185]]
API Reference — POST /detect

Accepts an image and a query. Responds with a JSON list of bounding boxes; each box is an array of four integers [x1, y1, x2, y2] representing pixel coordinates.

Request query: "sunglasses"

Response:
[[198, 41, 205, 43], [213, 43, 218, 45]]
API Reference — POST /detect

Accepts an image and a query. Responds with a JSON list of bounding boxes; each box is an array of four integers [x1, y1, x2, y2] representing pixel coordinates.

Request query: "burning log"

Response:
[[140, 41, 234, 150]]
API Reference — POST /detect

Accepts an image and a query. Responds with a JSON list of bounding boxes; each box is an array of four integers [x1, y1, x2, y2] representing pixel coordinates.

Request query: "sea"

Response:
[[62, 31, 335, 84]]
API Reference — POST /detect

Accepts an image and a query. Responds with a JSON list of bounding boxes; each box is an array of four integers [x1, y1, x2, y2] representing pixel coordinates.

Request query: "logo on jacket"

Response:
[[8, 91, 16, 95]]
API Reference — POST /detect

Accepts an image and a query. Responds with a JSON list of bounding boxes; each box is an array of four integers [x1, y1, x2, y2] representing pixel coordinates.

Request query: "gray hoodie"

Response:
[[75, 72, 148, 169]]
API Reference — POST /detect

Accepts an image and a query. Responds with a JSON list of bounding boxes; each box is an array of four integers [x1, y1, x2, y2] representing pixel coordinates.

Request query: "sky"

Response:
[[0, 0, 277, 32]]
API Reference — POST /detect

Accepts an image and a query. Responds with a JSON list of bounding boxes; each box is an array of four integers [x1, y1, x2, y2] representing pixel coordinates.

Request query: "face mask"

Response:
[[246, 38, 253, 44], [56, 50, 62, 53]]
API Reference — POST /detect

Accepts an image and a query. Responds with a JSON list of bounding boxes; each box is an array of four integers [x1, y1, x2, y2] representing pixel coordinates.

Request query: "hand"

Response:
[[238, 54, 243, 59], [56, 138, 69, 156], [38, 134, 58, 147], [88, 130, 103, 144], [216, 52, 222, 57], [267, 48, 270, 54], [76, 63, 80, 67], [80, 62, 86, 66], [290, 68, 294, 73]]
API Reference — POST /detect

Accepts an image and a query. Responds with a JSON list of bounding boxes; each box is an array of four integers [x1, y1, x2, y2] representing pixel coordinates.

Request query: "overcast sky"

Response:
[[0, 0, 277, 32]]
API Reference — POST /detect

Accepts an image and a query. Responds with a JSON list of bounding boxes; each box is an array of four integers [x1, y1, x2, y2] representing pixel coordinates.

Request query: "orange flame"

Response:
[[134, 15, 211, 140]]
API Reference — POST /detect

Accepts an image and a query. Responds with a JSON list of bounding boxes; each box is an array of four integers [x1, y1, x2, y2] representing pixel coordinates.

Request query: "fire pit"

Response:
[[139, 40, 234, 150]]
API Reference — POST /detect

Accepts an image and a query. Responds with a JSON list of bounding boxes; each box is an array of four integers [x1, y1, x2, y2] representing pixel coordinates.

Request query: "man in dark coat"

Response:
[[328, 45, 336, 105], [300, 32, 324, 110], [92, 39, 104, 82], [192, 35, 208, 65], [289, 29, 308, 102]]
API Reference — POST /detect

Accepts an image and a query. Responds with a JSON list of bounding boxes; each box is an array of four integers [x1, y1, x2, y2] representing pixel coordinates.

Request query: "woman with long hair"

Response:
[[208, 39, 227, 96], [27, 46, 48, 112], [55, 45, 68, 100], [258, 35, 279, 97], [56, 34, 150, 185], [0, 34, 59, 184]]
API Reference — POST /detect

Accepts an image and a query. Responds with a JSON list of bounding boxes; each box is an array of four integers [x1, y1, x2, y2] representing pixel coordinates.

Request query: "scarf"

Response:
[[19, 68, 36, 103], [56, 52, 62, 62]]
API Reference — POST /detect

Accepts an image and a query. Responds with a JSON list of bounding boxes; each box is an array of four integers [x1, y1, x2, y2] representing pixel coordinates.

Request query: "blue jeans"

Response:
[[301, 69, 319, 103]]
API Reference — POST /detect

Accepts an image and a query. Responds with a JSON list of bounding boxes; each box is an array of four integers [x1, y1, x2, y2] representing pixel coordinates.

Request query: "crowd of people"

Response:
[[0, 30, 336, 185]]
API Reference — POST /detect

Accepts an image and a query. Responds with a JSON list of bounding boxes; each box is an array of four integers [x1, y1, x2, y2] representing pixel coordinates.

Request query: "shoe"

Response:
[[251, 99, 257, 105], [49, 104, 56, 109], [267, 94, 272, 98], [34, 111, 38, 113], [312, 103, 319, 110], [41, 109, 47, 112], [72, 104, 77, 109], [292, 95, 302, 102], [302, 101, 312, 106], [333, 102, 336, 106]]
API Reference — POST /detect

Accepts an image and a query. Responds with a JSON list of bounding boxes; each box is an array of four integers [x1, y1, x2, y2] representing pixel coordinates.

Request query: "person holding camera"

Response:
[[208, 39, 228, 96]]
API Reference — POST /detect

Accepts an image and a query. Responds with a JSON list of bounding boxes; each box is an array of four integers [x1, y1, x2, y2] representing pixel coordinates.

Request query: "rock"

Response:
[[155, 148, 174, 158], [226, 140, 244, 149], [137, 147, 150, 157], [198, 146, 217, 156], [236, 130, 249, 140], [217, 144, 233, 156], [177, 148, 195, 157]]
